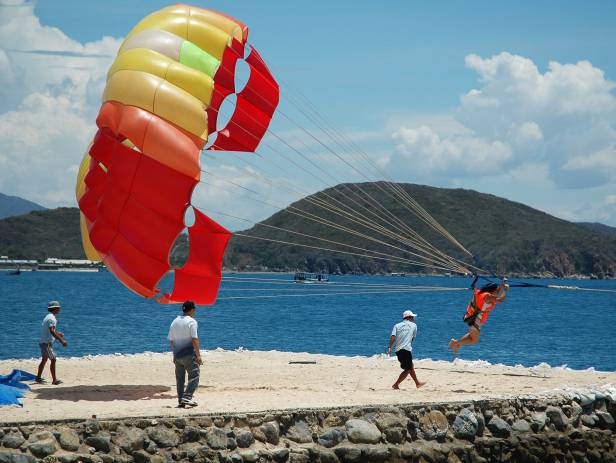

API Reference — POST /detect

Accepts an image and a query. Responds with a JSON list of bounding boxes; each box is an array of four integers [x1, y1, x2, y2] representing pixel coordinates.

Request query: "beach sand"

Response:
[[1, 350, 614, 423]]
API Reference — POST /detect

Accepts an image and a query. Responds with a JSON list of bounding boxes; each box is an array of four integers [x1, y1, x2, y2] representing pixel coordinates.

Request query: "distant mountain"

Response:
[[0, 192, 46, 219], [0, 208, 83, 260], [578, 222, 616, 238], [2, 184, 616, 278], [220, 183, 616, 278]]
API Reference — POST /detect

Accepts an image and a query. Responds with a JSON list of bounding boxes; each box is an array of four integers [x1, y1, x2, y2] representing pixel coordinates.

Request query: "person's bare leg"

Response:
[[448, 338, 456, 350], [36, 357, 47, 381], [392, 370, 409, 389], [50, 359, 57, 383], [453, 328, 479, 354], [409, 367, 426, 388]]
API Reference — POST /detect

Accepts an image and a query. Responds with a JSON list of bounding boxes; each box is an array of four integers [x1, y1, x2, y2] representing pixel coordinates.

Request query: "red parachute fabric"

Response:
[[78, 6, 278, 304], [207, 46, 279, 152], [79, 102, 231, 301]]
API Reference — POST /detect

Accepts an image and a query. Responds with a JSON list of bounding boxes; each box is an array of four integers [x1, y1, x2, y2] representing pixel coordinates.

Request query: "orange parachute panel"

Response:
[[77, 4, 277, 303]]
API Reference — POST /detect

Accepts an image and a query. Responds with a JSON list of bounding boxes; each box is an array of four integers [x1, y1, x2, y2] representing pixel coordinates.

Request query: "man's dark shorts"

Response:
[[395, 349, 413, 370]]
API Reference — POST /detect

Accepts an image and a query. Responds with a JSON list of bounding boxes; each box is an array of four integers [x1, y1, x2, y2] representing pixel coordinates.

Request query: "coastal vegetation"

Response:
[[2, 184, 616, 277]]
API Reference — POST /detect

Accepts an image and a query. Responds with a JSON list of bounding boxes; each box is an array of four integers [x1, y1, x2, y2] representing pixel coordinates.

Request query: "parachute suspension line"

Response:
[[204, 83, 470, 273], [202, 110, 469, 271], [204, 95, 469, 272], [232, 233, 458, 272], [216, 286, 467, 301], [234, 53, 471, 257], [200, 207, 466, 271], [287, 91, 471, 256], [196, 176, 467, 273], [197, 170, 468, 273], [221, 276, 468, 289], [207, 84, 451, 252], [279, 88, 473, 262]]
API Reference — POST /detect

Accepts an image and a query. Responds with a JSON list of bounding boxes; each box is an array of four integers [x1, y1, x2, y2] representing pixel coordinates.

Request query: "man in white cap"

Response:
[[35, 300, 68, 385], [387, 310, 426, 390]]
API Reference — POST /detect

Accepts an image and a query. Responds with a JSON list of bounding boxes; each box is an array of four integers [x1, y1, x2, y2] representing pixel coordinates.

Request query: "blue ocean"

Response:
[[0, 272, 614, 371]]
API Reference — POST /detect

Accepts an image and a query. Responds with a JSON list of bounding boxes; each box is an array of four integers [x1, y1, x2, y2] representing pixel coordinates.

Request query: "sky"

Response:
[[1, 0, 615, 229]]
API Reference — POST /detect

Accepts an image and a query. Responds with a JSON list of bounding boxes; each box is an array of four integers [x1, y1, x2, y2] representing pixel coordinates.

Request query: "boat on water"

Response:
[[293, 272, 329, 284], [6, 268, 21, 276]]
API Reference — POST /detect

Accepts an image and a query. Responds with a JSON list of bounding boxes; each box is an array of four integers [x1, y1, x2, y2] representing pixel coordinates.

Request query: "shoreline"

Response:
[[1, 350, 615, 424], [1, 348, 613, 374]]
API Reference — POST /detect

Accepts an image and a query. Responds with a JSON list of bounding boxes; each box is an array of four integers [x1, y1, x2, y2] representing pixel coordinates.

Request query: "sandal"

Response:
[[52, 379, 63, 385]]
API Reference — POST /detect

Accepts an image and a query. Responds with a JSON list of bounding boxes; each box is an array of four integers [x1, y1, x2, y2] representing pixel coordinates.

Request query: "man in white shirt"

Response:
[[168, 300, 202, 407], [36, 300, 68, 385], [387, 310, 426, 390]]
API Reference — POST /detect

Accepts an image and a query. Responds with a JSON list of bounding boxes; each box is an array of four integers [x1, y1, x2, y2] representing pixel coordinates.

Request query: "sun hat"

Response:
[[48, 300, 61, 309], [403, 310, 417, 319]]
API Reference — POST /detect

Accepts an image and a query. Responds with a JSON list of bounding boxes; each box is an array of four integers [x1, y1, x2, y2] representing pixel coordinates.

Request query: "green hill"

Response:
[[2, 183, 615, 278], [0, 192, 46, 219], [0, 208, 83, 260], [222, 183, 616, 278]]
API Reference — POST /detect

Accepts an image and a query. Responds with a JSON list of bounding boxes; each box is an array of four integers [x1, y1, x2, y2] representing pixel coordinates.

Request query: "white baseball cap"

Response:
[[403, 310, 417, 319], [48, 300, 61, 309]]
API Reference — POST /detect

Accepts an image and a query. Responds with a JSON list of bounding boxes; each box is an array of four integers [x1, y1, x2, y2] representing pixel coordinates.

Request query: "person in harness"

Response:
[[448, 277, 509, 354]]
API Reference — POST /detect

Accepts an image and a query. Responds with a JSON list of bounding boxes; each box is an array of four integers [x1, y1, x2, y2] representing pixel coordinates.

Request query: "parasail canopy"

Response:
[[76, 4, 279, 304]]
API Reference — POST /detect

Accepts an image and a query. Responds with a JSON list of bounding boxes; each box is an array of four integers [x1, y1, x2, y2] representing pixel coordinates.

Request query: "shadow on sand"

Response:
[[33, 384, 174, 401]]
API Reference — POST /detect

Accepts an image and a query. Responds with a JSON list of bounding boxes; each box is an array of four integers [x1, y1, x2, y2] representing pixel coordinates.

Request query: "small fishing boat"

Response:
[[293, 272, 329, 284], [6, 268, 21, 276]]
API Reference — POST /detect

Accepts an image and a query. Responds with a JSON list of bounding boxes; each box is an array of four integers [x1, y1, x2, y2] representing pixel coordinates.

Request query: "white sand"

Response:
[[1, 350, 614, 423]]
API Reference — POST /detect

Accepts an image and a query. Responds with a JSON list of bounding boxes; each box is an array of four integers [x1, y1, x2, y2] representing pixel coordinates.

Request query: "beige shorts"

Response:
[[39, 342, 56, 360]]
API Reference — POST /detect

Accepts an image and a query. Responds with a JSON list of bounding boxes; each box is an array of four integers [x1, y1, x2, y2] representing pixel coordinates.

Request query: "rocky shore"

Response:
[[1, 391, 615, 463]]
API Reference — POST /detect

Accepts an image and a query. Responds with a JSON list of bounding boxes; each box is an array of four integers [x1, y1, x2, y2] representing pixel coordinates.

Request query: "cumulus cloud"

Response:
[[0, 0, 122, 207], [384, 52, 616, 191]]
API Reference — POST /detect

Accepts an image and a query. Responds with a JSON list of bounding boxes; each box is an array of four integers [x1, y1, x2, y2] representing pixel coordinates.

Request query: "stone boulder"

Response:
[[511, 419, 531, 433], [255, 421, 279, 445], [114, 427, 146, 453], [374, 413, 407, 444], [286, 420, 312, 443], [317, 428, 346, 448], [236, 430, 255, 448], [1, 433, 25, 449], [580, 413, 598, 428], [530, 412, 547, 432], [596, 410, 615, 430], [418, 410, 449, 440], [182, 426, 200, 443], [147, 426, 179, 448], [334, 446, 362, 463], [239, 450, 259, 462], [85, 435, 111, 453], [345, 419, 381, 444], [0, 454, 36, 463], [28, 439, 58, 458], [546, 406, 568, 431], [452, 408, 479, 440], [487, 416, 511, 438], [205, 427, 228, 450], [56, 428, 80, 451]]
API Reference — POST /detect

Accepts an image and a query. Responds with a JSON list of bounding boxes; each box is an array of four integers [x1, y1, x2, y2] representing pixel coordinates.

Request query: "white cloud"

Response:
[[384, 52, 616, 192], [391, 125, 511, 178], [0, 0, 122, 207]]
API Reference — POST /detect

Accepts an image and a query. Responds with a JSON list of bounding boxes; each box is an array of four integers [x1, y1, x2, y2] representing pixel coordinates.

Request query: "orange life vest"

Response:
[[464, 288, 496, 324]]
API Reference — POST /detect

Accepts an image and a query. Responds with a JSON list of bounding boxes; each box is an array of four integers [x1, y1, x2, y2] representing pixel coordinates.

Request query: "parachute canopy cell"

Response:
[[76, 4, 279, 304]]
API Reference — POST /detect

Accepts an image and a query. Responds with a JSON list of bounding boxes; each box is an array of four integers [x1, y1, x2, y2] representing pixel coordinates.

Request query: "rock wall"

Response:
[[1, 394, 615, 463]]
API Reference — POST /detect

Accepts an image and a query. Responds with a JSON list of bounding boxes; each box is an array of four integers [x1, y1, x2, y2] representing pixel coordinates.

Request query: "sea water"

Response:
[[0, 272, 614, 371]]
